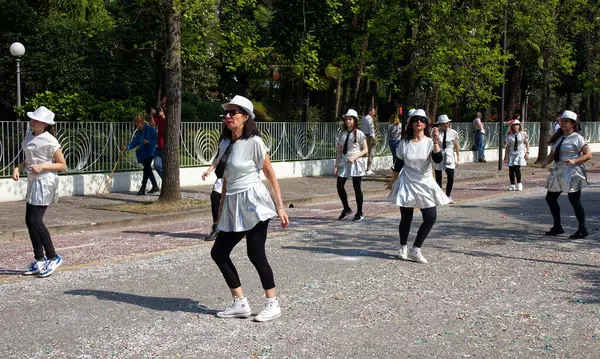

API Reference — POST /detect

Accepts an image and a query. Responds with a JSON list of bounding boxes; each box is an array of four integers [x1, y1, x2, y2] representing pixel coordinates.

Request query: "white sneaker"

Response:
[[366, 170, 375, 176], [254, 297, 281, 322], [38, 255, 62, 278], [398, 245, 408, 260], [516, 183, 523, 191], [508, 185, 515, 191], [216, 296, 252, 318], [409, 247, 428, 264], [448, 197, 455, 204], [24, 259, 46, 275]]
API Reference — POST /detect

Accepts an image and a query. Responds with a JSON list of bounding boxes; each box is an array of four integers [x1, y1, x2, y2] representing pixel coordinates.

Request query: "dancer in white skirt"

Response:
[[210, 95, 289, 322], [12, 106, 67, 277], [503, 120, 529, 191], [542, 110, 592, 239], [387, 109, 450, 263], [334, 109, 369, 221], [434, 114, 460, 203]]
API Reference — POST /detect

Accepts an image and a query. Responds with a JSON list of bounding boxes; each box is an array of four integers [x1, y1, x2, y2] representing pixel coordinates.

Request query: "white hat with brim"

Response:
[[27, 106, 55, 125], [511, 119, 521, 125], [436, 114, 451, 124], [342, 109, 358, 119], [560, 110, 578, 122], [408, 109, 427, 121], [222, 95, 256, 120]]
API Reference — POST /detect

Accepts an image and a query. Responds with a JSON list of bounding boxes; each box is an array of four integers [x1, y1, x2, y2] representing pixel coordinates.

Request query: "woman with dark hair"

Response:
[[387, 109, 449, 264], [503, 120, 529, 191], [434, 114, 460, 203], [12, 106, 67, 277], [210, 95, 289, 322], [542, 110, 592, 239], [334, 109, 368, 221]]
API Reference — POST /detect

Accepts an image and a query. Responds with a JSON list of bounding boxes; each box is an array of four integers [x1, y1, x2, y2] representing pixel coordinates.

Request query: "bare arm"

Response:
[[565, 144, 592, 165], [525, 133, 530, 160], [334, 142, 342, 176], [454, 136, 461, 165], [262, 154, 289, 227]]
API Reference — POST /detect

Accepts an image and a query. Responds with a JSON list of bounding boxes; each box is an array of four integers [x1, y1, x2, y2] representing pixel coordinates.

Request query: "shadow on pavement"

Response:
[[573, 269, 600, 304], [281, 245, 394, 260], [0, 268, 24, 276], [64, 289, 217, 315], [445, 249, 600, 269], [121, 230, 207, 240]]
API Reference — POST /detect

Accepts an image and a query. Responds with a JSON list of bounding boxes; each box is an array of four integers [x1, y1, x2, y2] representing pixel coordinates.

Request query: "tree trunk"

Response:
[[429, 86, 439, 120], [506, 61, 524, 118], [593, 92, 599, 122], [537, 48, 551, 164], [159, 1, 182, 202]]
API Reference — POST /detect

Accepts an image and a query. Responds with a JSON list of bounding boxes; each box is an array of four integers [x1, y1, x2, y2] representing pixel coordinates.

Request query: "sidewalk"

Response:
[[1, 155, 597, 241]]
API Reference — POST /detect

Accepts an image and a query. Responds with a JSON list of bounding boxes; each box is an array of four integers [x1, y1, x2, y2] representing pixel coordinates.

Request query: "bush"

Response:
[[181, 92, 222, 122]]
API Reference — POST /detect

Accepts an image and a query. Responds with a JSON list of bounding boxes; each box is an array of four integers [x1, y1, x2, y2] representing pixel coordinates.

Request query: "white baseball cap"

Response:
[[343, 109, 358, 119], [222, 95, 256, 120], [27, 106, 55, 125], [560, 110, 578, 122]]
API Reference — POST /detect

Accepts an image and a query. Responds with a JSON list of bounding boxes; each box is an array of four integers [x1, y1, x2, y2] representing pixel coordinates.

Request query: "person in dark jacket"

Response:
[[122, 116, 159, 195]]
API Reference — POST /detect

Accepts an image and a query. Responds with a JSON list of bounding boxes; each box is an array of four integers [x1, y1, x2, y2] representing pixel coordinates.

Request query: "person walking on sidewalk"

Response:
[[335, 109, 369, 221], [387, 113, 403, 169], [12, 106, 67, 277], [434, 114, 460, 204], [387, 109, 450, 264], [210, 95, 289, 322], [503, 120, 529, 191], [122, 115, 159, 195], [149, 106, 166, 180], [473, 112, 486, 162], [361, 107, 377, 175], [541, 110, 592, 239]]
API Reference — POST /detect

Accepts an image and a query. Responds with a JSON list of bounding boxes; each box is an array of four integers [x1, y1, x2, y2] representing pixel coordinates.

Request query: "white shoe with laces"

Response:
[[24, 259, 46, 275], [508, 184, 515, 191], [516, 183, 523, 191], [409, 247, 428, 264], [448, 197, 455, 204], [254, 297, 281, 322], [398, 245, 408, 260], [216, 296, 252, 318], [38, 255, 62, 278], [366, 170, 375, 176]]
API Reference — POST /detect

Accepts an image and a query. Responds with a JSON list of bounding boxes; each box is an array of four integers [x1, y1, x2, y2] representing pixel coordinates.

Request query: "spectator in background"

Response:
[[361, 107, 377, 175], [149, 106, 165, 179], [122, 116, 159, 195], [472, 111, 486, 163], [387, 113, 403, 169]]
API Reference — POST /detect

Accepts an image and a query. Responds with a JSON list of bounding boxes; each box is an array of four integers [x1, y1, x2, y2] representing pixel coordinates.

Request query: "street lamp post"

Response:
[[10, 42, 26, 109]]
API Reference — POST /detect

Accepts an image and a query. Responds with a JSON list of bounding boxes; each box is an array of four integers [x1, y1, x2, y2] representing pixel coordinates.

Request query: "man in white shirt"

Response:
[[361, 108, 377, 175], [472, 112, 486, 163]]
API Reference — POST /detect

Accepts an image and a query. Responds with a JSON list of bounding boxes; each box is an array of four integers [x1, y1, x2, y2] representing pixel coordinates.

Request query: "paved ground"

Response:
[[1, 158, 600, 358]]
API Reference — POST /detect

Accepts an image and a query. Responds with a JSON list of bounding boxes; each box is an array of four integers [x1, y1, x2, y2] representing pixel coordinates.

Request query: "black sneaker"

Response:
[[148, 186, 160, 193], [352, 213, 365, 221], [136, 188, 146, 196], [205, 224, 219, 241], [545, 226, 565, 236], [338, 208, 352, 220], [569, 228, 588, 239]]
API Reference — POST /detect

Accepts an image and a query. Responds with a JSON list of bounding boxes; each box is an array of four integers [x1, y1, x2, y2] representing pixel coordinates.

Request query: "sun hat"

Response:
[[222, 95, 256, 120], [436, 114, 451, 124], [407, 109, 415, 117], [560, 110, 577, 122], [511, 119, 521, 125], [408, 109, 427, 121], [342, 109, 358, 119], [27, 106, 55, 125]]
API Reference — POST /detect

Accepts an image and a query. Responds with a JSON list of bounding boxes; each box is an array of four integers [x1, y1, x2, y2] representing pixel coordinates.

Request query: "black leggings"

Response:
[[508, 165, 522, 185], [210, 220, 275, 290], [337, 176, 363, 214], [141, 157, 158, 190], [399, 207, 437, 248], [435, 169, 455, 197], [545, 191, 586, 229], [210, 190, 221, 223], [25, 204, 57, 261]]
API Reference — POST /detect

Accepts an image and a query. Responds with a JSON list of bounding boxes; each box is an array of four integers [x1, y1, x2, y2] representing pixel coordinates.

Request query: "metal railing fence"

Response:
[[2, 121, 599, 178]]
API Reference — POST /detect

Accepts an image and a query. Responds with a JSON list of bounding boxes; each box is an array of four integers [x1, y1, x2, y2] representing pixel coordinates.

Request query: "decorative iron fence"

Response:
[[1, 121, 598, 178]]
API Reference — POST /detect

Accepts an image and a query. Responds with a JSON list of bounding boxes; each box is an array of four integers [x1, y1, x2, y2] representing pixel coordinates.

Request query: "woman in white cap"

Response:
[[210, 95, 289, 322], [12, 106, 67, 277], [503, 120, 529, 191], [541, 110, 592, 239], [334, 109, 368, 221], [387, 109, 450, 263], [434, 114, 460, 203]]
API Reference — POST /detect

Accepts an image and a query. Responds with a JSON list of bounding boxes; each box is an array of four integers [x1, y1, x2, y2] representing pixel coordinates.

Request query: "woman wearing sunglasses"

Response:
[[209, 95, 289, 322], [387, 109, 450, 264]]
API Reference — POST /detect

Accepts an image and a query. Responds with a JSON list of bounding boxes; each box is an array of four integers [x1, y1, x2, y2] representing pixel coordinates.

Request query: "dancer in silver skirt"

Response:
[[541, 110, 592, 239], [503, 120, 529, 191]]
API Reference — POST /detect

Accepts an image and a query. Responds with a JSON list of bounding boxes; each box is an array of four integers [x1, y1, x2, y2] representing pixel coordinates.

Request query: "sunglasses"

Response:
[[411, 117, 428, 124], [223, 109, 245, 117]]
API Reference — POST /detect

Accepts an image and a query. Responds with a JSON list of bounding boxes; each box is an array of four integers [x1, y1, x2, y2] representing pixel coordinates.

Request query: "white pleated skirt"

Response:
[[217, 183, 277, 232]]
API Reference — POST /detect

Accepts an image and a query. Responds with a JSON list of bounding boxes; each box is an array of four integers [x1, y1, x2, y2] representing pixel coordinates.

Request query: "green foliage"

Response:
[[181, 92, 222, 122], [16, 91, 144, 122]]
